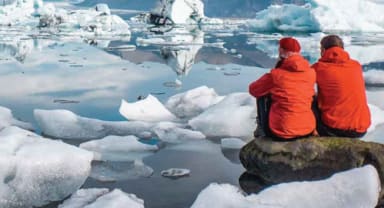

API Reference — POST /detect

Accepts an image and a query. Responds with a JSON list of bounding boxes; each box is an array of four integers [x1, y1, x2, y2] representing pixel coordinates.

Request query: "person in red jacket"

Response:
[[312, 35, 371, 137], [249, 37, 316, 140]]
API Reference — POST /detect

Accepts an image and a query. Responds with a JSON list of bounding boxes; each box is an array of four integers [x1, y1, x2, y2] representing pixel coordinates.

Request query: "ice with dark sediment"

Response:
[[0, 126, 93, 208]]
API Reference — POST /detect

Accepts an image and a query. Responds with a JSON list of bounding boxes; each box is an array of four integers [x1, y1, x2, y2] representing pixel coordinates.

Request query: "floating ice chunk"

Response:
[[0, 126, 93, 208], [58, 188, 110, 208], [79, 135, 158, 161], [95, 4, 110, 15], [59, 188, 144, 208], [161, 168, 190, 178], [119, 95, 178, 122], [151, 0, 205, 24], [247, 4, 319, 32], [38, 3, 130, 36], [189, 93, 256, 138], [191, 165, 380, 208], [90, 160, 153, 182], [0, 0, 36, 26], [220, 138, 246, 150], [364, 70, 384, 87], [152, 121, 205, 143], [367, 104, 384, 133], [165, 86, 224, 119], [34, 109, 154, 140], [0, 106, 33, 131]]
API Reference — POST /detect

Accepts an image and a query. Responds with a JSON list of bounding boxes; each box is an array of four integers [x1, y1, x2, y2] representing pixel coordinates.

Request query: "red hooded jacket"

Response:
[[249, 54, 316, 139], [312, 47, 371, 133]]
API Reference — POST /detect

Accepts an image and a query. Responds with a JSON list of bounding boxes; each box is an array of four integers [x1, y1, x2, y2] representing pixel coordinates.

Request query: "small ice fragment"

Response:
[[161, 168, 190, 178]]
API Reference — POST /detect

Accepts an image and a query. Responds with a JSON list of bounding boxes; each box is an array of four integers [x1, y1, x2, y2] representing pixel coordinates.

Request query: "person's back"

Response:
[[249, 37, 316, 140], [312, 35, 371, 137]]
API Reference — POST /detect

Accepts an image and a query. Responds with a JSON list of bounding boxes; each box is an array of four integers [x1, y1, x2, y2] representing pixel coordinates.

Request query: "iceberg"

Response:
[[0, 0, 37, 26], [119, 95, 178, 122], [59, 188, 144, 208], [248, 0, 384, 32], [0, 126, 93, 208], [147, 0, 205, 25], [38, 3, 131, 37], [79, 135, 158, 161], [165, 86, 224, 119], [188, 93, 256, 138], [34, 109, 154, 140], [191, 165, 380, 208]]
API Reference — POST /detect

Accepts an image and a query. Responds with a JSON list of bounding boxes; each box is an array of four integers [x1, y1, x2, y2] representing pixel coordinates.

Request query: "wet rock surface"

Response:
[[239, 137, 384, 205]]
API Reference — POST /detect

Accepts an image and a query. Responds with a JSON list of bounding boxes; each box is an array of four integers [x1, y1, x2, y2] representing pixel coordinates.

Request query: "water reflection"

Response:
[[238, 171, 272, 194], [159, 27, 204, 77]]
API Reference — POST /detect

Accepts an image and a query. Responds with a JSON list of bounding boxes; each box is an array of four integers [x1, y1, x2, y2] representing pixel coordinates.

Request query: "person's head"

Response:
[[320, 35, 344, 56], [278, 37, 301, 58]]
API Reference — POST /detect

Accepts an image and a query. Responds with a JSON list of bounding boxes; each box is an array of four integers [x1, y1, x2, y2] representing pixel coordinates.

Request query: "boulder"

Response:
[[239, 137, 384, 200]]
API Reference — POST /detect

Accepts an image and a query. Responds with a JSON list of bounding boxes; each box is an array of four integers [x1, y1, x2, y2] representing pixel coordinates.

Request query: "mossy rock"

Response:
[[239, 137, 384, 199]]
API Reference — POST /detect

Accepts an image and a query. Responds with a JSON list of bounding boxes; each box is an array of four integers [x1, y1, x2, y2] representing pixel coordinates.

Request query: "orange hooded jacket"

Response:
[[312, 47, 371, 133], [249, 54, 316, 139]]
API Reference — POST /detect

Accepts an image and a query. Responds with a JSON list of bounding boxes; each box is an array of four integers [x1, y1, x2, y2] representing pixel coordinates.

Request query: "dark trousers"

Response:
[[256, 96, 314, 141], [256, 95, 273, 137], [312, 97, 366, 138]]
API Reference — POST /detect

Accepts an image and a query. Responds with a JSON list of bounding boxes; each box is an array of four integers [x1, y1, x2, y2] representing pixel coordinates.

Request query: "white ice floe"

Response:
[[119, 95, 178, 122], [367, 104, 384, 133], [188, 93, 256, 138], [0, 126, 93, 208], [34, 109, 154, 140], [59, 188, 144, 208], [247, 0, 384, 32], [161, 168, 190, 178], [191, 165, 380, 208], [364, 70, 384, 87], [165, 86, 224, 119], [151, 0, 205, 24], [152, 121, 205, 143], [220, 138, 246, 150], [90, 160, 154, 182], [58, 188, 110, 208], [0, 106, 33, 131], [79, 135, 158, 161]]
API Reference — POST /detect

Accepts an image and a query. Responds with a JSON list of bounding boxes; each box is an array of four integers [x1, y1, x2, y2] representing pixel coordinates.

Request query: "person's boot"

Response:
[[253, 125, 266, 138]]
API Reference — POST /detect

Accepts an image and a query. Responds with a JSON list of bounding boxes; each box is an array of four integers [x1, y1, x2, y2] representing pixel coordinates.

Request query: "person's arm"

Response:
[[249, 73, 273, 98]]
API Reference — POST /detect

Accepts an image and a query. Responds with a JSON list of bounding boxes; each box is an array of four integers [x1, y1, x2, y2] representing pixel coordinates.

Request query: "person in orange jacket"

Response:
[[312, 35, 371, 137], [249, 37, 316, 140]]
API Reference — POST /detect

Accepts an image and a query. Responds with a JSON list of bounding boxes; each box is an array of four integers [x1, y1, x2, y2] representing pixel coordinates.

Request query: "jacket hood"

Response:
[[279, 54, 310, 72], [319, 47, 350, 63]]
